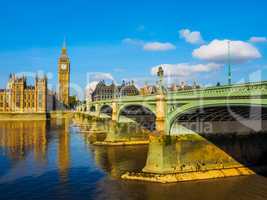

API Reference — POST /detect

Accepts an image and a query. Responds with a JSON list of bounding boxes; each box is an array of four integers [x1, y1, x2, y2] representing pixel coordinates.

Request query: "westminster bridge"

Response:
[[76, 81, 267, 183], [78, 81, 267, 134]]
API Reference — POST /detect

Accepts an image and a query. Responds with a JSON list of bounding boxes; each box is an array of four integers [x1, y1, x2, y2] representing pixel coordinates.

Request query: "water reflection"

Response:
[[92, 145, 148, 178], [0, 119, 74, 183], [0, 121, 47, 163], [57, 119, 70, 182], [0, 119, 267, 200]]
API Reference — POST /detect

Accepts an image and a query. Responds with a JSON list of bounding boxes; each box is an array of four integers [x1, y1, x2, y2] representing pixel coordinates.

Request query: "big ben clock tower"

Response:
[[58, 41, 70, 106]]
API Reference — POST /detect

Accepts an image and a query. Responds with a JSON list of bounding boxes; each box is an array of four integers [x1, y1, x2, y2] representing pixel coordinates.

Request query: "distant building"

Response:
[[91, 80, 139, 101], [168, 81, 200, 92], [0, 74, 49, 112], [140, 83, 157, 96], [139, 81, 201, 96]]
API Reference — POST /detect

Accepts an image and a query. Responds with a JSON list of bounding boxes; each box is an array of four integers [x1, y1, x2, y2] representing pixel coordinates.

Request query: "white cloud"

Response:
[[143, 42, 176, 51], [85, 81, 98, 99], [88, 72, 114, 82], [193, 39, 261, 63], [249, 36, 267, 43], [86, 81, 98, 91], [122, 38, 176, 52], [179, 29, 204, 44], [151, 63, 222, 77]]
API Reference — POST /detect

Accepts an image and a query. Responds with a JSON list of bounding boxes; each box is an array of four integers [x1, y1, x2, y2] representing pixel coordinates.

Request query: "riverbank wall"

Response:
[[0, 111, 73, 121]]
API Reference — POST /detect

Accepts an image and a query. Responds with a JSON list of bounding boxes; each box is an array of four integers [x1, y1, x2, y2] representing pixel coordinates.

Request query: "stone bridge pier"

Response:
[[111, 101, 118, 122], [154, 94, 167, 134]]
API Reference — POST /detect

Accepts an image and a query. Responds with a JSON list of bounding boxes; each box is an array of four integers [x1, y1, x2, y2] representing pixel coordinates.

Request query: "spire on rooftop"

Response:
[[62, 37, 67, 55]]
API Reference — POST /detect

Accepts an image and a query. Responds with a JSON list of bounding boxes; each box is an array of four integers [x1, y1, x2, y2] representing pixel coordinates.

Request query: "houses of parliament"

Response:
[[0, 43, 70, 113]]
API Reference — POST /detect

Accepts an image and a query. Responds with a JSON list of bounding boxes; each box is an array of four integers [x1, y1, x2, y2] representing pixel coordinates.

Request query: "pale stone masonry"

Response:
[[0, 74, 48, 112]]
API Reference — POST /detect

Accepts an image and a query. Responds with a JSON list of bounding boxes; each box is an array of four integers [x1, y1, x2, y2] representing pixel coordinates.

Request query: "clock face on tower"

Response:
[[61, 64, 67, 70]]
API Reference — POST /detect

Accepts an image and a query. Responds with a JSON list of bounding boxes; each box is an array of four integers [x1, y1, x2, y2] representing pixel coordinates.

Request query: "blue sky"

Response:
[[0, 0, 267, 96]]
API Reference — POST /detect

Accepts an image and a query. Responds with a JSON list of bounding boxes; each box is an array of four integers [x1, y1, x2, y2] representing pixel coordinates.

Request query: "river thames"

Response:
[[0, 119, 267, 200]]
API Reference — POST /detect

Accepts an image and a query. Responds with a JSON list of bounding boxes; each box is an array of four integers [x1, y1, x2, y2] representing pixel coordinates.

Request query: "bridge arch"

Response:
[[117, 103, 156, 131], [118, 103, 156, 116], [100, 104, 113, 117], [169, 102, 267, 135]]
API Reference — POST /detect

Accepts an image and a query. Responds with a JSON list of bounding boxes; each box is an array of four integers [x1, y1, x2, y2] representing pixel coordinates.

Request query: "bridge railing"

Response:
[[167, 81, 267, 98], [88, 94, 157, 104]]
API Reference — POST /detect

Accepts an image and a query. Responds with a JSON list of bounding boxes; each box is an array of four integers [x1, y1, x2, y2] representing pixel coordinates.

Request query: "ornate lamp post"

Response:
[[157, 65, 164, 80], [157, 65, 165, 95]]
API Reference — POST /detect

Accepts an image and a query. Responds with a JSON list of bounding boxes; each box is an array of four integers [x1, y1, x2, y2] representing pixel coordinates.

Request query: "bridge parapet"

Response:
[[168, 81, 267, 99], [86, 82, 267, 105]]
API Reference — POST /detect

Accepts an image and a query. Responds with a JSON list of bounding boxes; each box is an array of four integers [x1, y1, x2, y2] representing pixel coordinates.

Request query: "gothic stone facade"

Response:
[[91, 80, 139, 101], [0, 75, 48, 112]]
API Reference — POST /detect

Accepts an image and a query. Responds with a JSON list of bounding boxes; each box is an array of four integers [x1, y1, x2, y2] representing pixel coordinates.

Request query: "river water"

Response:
[[0, 119, 267, 200]]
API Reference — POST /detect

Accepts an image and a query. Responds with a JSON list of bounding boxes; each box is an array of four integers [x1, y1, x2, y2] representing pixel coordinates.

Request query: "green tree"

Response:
[[69, 95, 80, 109]]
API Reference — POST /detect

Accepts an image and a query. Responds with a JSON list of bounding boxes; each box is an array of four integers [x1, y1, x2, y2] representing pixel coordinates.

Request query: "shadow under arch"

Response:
[[169, 104, 267, 174], [100, 105, 113, 117], [168, 103, 267, 134], [118, 104, 156, 131]]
